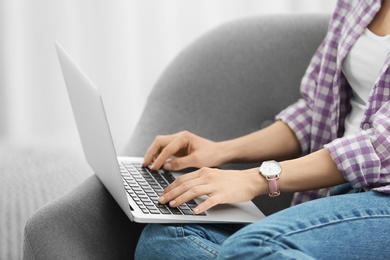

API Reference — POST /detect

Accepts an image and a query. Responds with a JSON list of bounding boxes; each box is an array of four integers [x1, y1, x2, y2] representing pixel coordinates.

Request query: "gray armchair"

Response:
[[23, 14, 329, 259]]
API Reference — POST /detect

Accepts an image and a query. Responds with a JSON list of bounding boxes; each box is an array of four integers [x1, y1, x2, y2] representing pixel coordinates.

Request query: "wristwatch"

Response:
[[259, 160, 281, 197]]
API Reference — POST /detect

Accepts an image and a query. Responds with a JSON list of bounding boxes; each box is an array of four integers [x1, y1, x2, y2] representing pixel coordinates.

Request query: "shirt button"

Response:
[[363, 123, 371, 130]]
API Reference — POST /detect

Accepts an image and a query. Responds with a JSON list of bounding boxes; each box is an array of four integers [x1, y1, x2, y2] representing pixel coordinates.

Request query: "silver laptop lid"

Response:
[[55, 41, 133, 220]]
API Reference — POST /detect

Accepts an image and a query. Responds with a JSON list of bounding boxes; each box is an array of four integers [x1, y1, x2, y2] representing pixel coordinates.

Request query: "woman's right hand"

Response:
[[142, 131, 225, 171]]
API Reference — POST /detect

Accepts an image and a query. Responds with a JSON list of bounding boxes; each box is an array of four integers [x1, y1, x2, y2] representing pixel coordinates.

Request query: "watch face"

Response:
[[260, 160, 281, 177]]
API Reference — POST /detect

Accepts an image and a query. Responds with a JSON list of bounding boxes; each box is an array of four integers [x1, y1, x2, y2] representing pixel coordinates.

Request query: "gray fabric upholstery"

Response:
[[23, 14, 329, 259], [23, 175, 146, 260], [124, 14, 329, 155], [0, 142, 92, 260]]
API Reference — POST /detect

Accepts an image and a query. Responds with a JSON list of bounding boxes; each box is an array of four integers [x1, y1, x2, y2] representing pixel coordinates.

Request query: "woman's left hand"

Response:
[[158, 167, 266, 214]]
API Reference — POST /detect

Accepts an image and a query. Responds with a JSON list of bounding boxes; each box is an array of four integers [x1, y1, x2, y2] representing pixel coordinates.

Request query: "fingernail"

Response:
[[193, 208, 200, 214], [158, 196, 165, 203], [164, 162, 172, 171], [169, 200, 176, 207]]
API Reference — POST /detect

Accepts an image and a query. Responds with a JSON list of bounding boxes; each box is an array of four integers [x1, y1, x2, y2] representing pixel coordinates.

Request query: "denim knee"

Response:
[[217, 224, 314, 260], [135, 223, 223, 260], [135, 224, 176, 259], [218, 232, 314, 260]]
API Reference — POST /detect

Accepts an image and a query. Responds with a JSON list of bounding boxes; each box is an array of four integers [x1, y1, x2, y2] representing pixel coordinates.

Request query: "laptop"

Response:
[[55, 41, 265, 223]]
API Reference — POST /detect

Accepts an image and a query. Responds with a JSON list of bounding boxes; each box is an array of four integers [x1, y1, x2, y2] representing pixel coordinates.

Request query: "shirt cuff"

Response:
[[324, 131, 381, 189]]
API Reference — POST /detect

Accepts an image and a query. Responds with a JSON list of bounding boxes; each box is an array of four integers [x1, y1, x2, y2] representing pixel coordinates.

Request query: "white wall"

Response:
[[0, 0, 337, 153]]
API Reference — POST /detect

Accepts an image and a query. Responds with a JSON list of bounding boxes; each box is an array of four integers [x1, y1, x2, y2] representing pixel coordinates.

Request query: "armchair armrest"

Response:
[[23, 175, 146, 259]]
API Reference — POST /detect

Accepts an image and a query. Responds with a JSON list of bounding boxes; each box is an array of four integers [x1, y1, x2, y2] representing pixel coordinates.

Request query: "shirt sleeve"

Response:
[[324, 102, 390, 191], [276, 39, 326, 155]]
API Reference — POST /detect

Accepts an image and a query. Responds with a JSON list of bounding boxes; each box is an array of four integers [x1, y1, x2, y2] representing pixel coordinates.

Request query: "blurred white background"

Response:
[[0, 0, 337, 153]]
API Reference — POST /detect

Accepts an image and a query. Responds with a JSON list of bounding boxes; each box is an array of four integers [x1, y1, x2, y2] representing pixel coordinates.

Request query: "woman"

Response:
[[135, 0, 390, 258]]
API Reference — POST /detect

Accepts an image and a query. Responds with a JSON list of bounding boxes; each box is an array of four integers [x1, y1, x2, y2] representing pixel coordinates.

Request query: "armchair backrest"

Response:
[[124, 14, 329, 157]]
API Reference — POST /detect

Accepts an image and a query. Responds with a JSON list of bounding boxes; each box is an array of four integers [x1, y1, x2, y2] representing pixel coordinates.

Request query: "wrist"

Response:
[[259, 160, 282, 197], [246, 168, 269, 197]]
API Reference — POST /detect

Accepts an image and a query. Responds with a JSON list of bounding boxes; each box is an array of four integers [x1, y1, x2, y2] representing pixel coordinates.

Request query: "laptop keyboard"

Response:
[[119, 162, 206, 216]]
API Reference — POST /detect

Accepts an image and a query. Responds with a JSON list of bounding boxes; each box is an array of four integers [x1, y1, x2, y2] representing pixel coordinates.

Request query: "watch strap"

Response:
[[266, 176, 280, 197]]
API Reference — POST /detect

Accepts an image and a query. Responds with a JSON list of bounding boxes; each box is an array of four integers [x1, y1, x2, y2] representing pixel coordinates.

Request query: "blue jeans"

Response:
[[135, 189, 390, 259]]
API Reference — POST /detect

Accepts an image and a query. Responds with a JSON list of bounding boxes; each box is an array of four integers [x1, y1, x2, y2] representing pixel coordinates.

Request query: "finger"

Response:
[[151, 136, 189, 170], [158, 172, 203, 203], [162, 167, 213, 195], [165, 184, 211, 208], [193, 195, 221, 214], [163, 155, 195, 171], [143, 142, 164, 167], [142, 134, 176, 167], [160, 171, 201, 197]]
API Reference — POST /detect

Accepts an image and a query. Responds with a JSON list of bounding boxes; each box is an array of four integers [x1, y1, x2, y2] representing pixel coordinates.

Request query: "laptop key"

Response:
[[169, 208, 183, 215], [140, 197, 151, 203], [141, 209, 150, 214], [178, 205, 190, 210], [159, 208, 172, 214], [163, 173, 175, 184], [181, 209, 194, 215], [146, 205, 158, 210], [149, 197, 159, 203]]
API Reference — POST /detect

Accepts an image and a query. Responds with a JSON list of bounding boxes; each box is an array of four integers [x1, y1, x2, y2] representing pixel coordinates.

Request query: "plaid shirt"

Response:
[[276, 0, 390, 205]]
